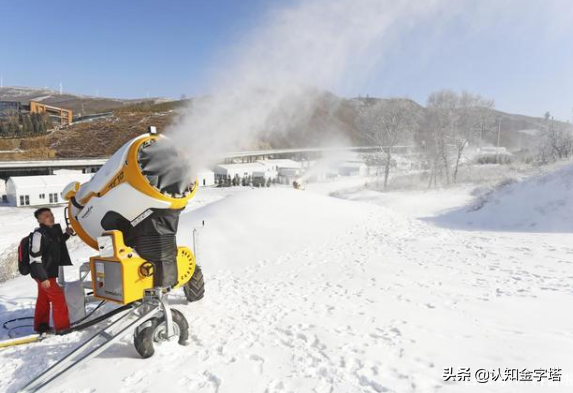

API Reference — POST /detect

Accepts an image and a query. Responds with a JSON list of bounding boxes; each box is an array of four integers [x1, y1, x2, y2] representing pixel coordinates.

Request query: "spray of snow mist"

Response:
[[167, 0, 447, 173]]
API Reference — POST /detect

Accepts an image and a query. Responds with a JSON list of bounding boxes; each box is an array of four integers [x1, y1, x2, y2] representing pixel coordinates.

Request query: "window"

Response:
[[49, 193, 59, 203], [48, 192, 58, 203], [39, 193, 45, 199], [19, 195, 30, 206]]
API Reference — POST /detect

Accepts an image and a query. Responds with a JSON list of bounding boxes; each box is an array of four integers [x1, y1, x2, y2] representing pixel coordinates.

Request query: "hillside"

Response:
[[49, 111, 175, 157], [0, 87, 169, 116], [0, 87, 566, 159]]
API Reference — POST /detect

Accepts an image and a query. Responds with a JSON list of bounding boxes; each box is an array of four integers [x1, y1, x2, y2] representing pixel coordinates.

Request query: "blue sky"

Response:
[[0, 0, 572, 120]]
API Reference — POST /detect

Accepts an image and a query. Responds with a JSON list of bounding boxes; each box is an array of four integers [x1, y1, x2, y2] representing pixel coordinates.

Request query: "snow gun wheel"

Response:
[[183, 264, 205, 303], [133, 309, 189, 359]]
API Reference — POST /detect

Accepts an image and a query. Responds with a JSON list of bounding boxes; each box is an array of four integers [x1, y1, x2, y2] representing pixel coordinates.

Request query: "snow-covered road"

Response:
[[1, 175, 573, 392]]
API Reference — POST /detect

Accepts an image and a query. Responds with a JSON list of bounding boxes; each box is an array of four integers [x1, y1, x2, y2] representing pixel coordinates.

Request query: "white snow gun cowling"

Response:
[[62, 130, 204, 303]]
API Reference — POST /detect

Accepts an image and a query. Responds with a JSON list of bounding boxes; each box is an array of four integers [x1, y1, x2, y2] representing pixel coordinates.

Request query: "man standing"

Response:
[[29, 207, 74, 333]]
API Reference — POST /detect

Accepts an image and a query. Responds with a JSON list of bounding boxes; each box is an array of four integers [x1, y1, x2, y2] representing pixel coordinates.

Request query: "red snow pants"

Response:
[[34, 278, 70, 332]]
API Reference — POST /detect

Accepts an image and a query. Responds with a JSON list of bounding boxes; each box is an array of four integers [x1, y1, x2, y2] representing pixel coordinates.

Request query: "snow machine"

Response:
[[62, 127, 203, 301], [293, 178, 305, 190], [18, 128, 205, 392]]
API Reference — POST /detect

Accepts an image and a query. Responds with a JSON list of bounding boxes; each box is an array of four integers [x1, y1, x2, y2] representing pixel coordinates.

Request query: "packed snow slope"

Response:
[[431, 164, 573, 233], [178, 188, 370, 272], [1, 179, 573, 393]]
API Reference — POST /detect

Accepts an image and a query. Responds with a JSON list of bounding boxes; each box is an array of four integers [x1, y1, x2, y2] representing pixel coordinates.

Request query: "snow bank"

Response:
[[432, 164, 573, 232]]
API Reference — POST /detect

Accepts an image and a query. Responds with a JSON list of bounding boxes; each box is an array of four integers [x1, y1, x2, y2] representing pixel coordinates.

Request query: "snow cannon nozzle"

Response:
[[137, 137, 196, 198]]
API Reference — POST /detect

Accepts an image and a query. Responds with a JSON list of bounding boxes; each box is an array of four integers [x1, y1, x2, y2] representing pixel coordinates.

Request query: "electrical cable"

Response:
[[2, 316, 33, 331], [70, 300, 106, 327], [2, 300, 107, 338]]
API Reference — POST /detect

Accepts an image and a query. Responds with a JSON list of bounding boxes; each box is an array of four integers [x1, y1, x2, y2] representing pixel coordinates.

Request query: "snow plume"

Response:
[[299, 149, 359, 183], [167, 0, 447, 172]]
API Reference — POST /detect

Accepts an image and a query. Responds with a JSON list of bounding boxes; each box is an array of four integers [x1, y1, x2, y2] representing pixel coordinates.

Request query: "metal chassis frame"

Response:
[[20, 288, 174, 393], [27, 224, 202, 392]]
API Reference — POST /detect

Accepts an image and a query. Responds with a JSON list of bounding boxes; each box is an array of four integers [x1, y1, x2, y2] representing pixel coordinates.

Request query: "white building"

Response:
[[196, 169, 215, 187], [277, 167, 304, 184], [214, 162, 275, 182], [257, 159, 302, 171], [0, 179, 6, 203], [258, 159, 305, 184], [337, 162, 368, 177], [6, 173, 93, 207]]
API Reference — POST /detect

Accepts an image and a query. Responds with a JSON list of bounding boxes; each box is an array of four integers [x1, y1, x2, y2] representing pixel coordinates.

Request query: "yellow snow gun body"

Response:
[[63, 131, 200, 305]]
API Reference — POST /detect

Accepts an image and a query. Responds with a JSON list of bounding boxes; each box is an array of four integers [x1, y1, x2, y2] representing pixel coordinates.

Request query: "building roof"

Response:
[[278, 167, 303, 174], [257, 159, 302, 169], [8, 173, 93, 189], [215, 162, 267, 172], [0, 158, 107, 169]]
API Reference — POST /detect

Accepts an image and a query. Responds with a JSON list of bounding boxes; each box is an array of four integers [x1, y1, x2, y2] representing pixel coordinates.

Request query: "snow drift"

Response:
[[431, 164, 573, 232]]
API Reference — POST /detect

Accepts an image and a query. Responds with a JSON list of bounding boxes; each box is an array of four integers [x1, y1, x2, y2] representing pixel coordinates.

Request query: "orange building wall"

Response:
[[29, 101, 73, 126]]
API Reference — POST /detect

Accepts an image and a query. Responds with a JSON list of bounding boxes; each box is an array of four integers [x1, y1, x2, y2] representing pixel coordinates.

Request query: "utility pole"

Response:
[[497, 117, 501, 147]]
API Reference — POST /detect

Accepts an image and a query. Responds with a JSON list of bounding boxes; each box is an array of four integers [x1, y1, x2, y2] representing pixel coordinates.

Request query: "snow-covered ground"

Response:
[[1, 170, 573, 392]]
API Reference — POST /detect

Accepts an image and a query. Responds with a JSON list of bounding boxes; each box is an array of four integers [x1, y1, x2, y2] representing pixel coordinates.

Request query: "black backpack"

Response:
[[17, 233, 34, 275]]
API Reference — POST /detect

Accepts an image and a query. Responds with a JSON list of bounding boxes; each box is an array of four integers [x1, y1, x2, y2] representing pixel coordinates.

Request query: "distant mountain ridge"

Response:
[[0, 86, 171, 117]]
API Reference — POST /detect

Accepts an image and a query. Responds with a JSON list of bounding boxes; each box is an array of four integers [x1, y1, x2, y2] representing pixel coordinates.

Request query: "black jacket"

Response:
[[29, 224, 72, 281]]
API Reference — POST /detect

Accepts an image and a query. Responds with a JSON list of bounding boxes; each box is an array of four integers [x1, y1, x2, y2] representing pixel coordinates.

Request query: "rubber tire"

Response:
[[133, 309, 189, 359], [183, 264, 205, 303], [133, 317, 159, 359]]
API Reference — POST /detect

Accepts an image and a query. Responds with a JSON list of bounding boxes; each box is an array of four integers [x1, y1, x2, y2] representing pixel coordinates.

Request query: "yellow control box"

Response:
[[90, 230, 196, 304]]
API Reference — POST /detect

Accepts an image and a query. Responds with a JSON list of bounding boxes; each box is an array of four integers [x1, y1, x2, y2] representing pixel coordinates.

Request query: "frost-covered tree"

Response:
[[455, 92, 496, 181], [424, 90, 458, 186], [539, 117, 573, 162], [423, 90, 495, 185], [358, 99, 416, 189]]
